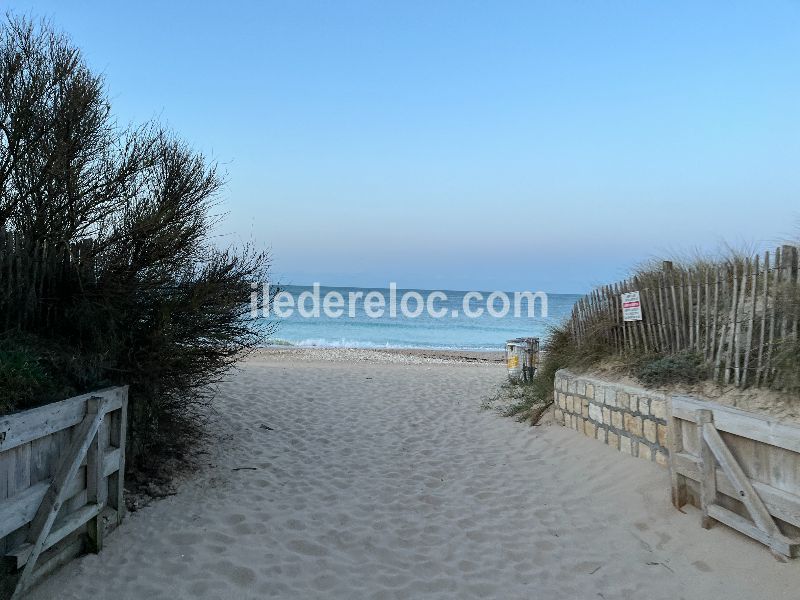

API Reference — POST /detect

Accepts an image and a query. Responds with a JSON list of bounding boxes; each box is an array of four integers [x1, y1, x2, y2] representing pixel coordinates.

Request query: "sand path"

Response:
[[27, 356, 800, 599]]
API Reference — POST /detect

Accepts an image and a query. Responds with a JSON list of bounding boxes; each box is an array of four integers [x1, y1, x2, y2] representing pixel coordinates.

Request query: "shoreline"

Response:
[[251, 346, 506, 364]]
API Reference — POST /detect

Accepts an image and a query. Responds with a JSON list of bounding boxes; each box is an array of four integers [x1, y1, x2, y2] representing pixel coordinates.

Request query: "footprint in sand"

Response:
[[223, 513, 247, 525], [286, 539, 330, 557], [168, 532, 202, 546], [693, 560, 713, 573], [285, 518, 307, 531], [312, 573, 339, 591]]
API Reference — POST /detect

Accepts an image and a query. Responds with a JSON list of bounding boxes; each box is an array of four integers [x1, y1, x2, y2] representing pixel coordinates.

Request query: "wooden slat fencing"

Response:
[[668, 395, 800, 557], [569, 244, 800, 389], [0, 387, 127, 598], [0, 229, 97, 331]]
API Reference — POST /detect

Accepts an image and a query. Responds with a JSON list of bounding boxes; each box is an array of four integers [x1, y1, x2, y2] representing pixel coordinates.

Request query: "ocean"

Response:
[[260, 285, 580, 351]]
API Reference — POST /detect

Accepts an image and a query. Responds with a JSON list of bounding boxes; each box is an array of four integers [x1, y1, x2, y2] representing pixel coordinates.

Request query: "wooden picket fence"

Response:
[[0, 229, 97, 331], [569, 244, 800, 389]]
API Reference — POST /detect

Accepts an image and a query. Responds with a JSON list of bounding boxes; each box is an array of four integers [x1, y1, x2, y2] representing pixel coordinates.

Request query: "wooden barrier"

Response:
[[668, 395, 800, 557], [0, 387, 128, 597], [568, 245, 800, 390]]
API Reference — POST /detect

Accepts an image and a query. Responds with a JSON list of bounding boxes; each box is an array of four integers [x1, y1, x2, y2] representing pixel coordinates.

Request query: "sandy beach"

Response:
[[25, 349, 800, 599]]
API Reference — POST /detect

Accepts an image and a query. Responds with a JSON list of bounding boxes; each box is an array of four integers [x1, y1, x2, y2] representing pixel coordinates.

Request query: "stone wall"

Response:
[[553, 370, 669, 466]]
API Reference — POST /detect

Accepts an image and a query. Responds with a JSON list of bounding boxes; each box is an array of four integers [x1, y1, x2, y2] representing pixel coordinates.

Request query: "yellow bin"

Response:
[[505, 337, 540, 382]]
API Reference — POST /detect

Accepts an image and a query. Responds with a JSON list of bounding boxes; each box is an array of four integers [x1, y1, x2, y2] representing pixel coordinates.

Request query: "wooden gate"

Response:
[[0, 387, 128, 597], [668, 395, 800, 558]]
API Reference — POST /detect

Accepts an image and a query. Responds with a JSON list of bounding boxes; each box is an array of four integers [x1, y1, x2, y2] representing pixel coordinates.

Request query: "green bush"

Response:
[[0, 347, 51, 414], [635, 352, 707, 387]]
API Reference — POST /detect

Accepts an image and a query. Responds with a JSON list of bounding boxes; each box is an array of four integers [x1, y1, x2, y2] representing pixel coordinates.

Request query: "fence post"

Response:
[[742, 256, 758, 388], [85, 397, 106, 553], [733, 260, 749, 387], [656, 275, 670, 352], [784, 245, 799, 340], [756, 251, 770, 387], [667, 398, 688, 509], [725, 262, 739, 385], [704, 268, 712, 359], [780, 245, 794, 340], [696, 409, 716, 529], [113, 388, 128, 524], [670, 270, 683, 350], [764, 247, 782, 386]]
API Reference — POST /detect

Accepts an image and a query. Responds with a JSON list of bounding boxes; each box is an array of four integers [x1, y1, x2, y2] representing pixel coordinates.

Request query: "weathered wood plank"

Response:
[[733, 260, 749, 386], [756, 251, 770, 387], [687, 271, 695, 350], [676, 270, 687, 350], [7, 504, 101, 569], [710, 266, 720, 363], [667, 399, 688, 509], [12, 397, 109, 598], [672, 396, 800, 454], [725, 261, 740, 385], [766, 443, 799, 504], [781, 245, 794, 340], [0, 447, 14, 555], [22, 535, 84, 595], [791, 246, 800, 341], [707, 504, 800, 558], [742, 255, 758, 388], [110, 392, 128, 522], [85, 425, 105, 553], [669, 269, 683, 350], [714, 266, 728, 381], [695, 270, 702, 353], [29, 433, 60, 487], [0, 449, 120, 540], [697, 410, 716, 529], [703, 423, 778, 537], [764, 247, 782, 386], [655, 276, 669, 351], [673, 452, 800, 528], [633, 276, 651, 352], [0, 388, 124, 453], [5, 444, 31, 553]]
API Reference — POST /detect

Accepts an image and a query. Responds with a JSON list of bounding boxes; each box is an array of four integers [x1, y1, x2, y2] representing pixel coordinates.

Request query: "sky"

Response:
[[6, 1, 800, 293]]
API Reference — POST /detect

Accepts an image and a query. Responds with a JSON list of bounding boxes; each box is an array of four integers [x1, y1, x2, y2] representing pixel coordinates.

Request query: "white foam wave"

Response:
[[264, 338, 502, 351]]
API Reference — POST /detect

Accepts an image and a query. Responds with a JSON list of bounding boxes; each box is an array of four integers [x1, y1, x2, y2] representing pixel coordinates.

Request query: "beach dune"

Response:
[[25, 350, 800, 599]]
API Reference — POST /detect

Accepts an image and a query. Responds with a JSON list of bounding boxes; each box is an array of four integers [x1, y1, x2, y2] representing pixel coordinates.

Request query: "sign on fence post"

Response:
[[621, 291, 642, 322]]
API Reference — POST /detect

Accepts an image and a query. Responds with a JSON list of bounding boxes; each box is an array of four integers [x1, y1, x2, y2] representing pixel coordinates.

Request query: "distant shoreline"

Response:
[[252, 346, 505, 365], [263, 340, 507, 352]]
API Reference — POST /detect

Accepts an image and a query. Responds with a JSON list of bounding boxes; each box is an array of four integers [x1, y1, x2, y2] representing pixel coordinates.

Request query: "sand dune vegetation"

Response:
[[0, 16, 271, 469]]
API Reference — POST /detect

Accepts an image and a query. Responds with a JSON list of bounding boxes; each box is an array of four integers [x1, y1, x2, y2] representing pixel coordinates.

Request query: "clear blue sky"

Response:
[[9, 1, 800, 293]]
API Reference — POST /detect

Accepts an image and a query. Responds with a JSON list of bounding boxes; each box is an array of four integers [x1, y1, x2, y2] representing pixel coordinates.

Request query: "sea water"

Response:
[[261, 285, 580, 351]]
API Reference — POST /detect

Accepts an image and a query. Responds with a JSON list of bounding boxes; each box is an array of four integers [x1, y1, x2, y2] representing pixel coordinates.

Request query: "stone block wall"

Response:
[[553, 370, 669, 467]]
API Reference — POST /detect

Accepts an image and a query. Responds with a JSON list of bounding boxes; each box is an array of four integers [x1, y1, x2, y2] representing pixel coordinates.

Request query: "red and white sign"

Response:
[[621, 291, 642, 322]]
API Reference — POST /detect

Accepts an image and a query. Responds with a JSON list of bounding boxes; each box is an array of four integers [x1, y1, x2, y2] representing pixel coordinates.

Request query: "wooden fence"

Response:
[[569, 244, 800, 389], [0, 229, 97, 331], [668, 395, 800, 557], [0, 387, 127, 598]]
